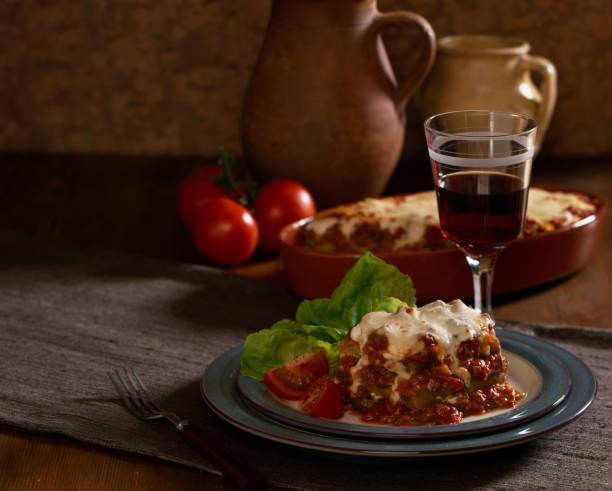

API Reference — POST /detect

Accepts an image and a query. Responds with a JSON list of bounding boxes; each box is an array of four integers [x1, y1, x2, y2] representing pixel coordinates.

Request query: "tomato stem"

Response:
[[213, 148, 259, 208], [214, 148, 239, 190]]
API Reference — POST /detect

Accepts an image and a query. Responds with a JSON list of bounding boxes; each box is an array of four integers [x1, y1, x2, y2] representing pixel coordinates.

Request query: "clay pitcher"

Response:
[[416, 35, 557, 153], [241, 0, 436, 208]]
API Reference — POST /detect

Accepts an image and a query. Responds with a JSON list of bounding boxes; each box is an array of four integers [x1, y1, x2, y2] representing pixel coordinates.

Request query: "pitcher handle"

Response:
[[365, 11, 436, 118], [519, 55, 558, 143]]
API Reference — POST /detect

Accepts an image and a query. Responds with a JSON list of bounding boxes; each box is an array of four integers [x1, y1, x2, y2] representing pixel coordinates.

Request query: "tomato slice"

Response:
[[263, 368, 307, 400], [300, 375, 344, 419], [263, 349, 329, 400]]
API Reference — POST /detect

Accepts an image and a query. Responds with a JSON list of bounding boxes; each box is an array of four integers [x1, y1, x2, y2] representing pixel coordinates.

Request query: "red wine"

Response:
[[436, 171, 528, 257]]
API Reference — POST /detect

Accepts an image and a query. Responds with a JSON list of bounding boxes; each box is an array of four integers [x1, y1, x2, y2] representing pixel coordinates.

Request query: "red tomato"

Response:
[[300, 375, 344, 419], [177, 166, 241, 229], [191, 198, 259, 267], [263, 349, 329, 400], [254, 179, 316, 252]]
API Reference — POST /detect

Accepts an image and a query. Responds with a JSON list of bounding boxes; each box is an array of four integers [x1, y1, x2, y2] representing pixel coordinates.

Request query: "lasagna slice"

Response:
[[334, 300, 522, 426], [300, 188, 597, 253]]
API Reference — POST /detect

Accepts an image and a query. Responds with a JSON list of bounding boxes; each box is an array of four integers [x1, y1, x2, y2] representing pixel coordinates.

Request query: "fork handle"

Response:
[[179, 422, 266, 491]]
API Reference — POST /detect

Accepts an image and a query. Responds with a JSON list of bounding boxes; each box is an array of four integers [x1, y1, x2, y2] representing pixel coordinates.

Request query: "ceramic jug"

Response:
[[241, 0, 435, 208], [416, 35, 557, 152]]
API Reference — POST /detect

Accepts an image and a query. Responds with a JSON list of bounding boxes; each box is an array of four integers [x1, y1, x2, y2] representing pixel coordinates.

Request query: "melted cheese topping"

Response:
[[527, 188, 595, 226], [351, 300, 491, 361], [348, 300, 493, 400], [304, 191, 438, 245], [306, 216, 337, 236], [304, 188, 596, 250]]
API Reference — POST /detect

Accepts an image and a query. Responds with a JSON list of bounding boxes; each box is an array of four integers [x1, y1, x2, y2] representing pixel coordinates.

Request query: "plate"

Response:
[[279, 189, 607, 302], [235, 330, 570, 439], [201, 329, 596, 457]]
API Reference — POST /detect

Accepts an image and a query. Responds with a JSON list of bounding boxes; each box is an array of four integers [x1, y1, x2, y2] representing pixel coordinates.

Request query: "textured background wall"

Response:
[[1, 0, 610, 158]]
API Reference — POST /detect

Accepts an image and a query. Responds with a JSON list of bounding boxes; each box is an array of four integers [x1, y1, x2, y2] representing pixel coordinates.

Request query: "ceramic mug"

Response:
[[416, 35, 557, 152]]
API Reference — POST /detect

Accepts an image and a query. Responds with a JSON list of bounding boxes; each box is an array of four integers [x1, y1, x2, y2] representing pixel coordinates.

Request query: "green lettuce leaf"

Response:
[[240, 252, 416, 380], [240, 321, 340, 380], [270, 319, 346, 343], [296, 252, 416, 328]]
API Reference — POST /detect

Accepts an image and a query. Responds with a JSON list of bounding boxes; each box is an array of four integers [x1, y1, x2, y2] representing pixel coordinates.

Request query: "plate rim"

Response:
[[235, 331, 571, 439], [200, 330, 597, 458]]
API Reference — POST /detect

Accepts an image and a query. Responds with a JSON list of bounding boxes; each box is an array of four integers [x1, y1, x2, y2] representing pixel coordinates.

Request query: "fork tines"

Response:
[[108, 368, 161, 419]]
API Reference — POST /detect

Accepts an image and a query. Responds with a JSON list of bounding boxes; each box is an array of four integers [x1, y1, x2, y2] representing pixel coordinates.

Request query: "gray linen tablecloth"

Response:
[[0, 230, 610, 490]]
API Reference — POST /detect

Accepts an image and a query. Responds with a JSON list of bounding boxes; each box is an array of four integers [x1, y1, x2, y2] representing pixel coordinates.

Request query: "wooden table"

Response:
[[1, 154, 610, 490]]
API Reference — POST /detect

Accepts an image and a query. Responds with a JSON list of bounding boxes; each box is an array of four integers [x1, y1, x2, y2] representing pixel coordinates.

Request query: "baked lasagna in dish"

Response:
[[523, 188, 597, 235], [334, 300, 522, 425], [299, 188, 597, 253]]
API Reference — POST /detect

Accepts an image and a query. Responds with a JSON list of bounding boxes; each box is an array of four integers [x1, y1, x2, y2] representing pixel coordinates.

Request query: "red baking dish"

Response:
[[279, 189, 607, 302]]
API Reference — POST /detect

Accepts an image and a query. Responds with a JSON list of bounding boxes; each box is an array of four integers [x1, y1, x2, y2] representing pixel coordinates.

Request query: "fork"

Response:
[[108, 368, 266, 491]]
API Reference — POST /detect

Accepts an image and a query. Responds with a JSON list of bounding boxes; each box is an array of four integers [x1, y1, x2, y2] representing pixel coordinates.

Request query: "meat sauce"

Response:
[[335, 331, 522, 427]]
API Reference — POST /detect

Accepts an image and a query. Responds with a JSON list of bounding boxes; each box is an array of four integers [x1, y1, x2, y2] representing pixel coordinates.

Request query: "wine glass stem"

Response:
[[466, 254, 499, 315]]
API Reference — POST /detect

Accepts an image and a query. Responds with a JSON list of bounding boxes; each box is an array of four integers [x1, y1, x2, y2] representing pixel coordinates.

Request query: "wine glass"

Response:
[[424, 110, 538, 315]]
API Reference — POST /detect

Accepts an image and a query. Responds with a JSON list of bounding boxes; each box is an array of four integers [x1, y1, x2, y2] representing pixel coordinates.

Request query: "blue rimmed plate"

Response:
[[201, 329, 596, 457], [236, 329, 570, 438]]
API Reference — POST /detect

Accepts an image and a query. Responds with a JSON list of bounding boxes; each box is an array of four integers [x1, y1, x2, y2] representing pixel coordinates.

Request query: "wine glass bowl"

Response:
[[424, 110, 538, 315]]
